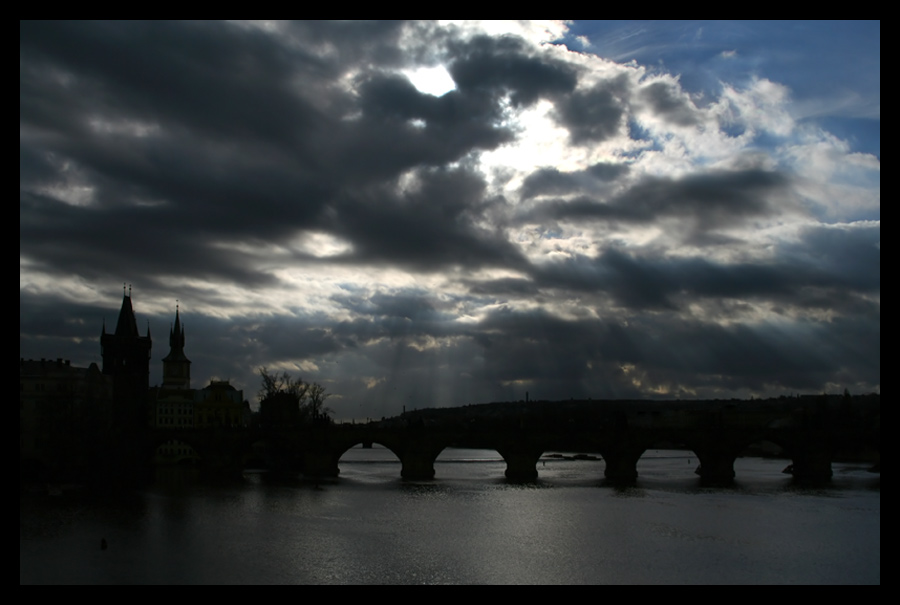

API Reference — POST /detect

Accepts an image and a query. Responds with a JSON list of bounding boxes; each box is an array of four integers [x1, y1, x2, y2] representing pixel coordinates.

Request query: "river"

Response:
[[20, 447, 880, 584]]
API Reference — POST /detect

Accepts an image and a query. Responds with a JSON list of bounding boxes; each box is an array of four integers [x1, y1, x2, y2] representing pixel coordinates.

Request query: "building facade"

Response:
[[195, 380, 246, 428], [153, 305, 195, 430], [151, 305, 197, 463], [149, 304, 249, 463], [20, 358, 114, 470]]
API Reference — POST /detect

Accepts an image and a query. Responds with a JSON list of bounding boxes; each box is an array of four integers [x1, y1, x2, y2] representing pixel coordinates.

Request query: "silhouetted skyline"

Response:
[[20, 21, 880, 420]]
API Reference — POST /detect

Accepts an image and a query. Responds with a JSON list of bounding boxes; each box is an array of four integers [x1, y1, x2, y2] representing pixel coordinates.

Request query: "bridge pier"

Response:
[[496, 445, 543, 482], [393, 436, 448, 480], [683, 427, 758, 485], [303, 451, 340, 478], [789, 450, 833, 481], [400, 455, 436, 480], [784, 430, 833, 482], [600, 449, 642, 484], [789, 457, 832, 481], [693, 450, 737, 485]]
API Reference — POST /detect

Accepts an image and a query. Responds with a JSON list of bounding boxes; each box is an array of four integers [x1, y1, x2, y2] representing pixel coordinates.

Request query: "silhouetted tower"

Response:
[[101, 285, 152, 427], [162, 303, 191, 390]]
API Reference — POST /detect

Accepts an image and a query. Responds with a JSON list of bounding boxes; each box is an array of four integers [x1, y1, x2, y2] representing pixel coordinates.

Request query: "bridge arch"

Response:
[[591, 428, 767, 485], [305, 434, 450, 480]]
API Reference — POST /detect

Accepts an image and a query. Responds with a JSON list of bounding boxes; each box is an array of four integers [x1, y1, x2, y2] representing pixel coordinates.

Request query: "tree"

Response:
[[258, 367, 307, 428], [257, 367, 330, 427], [307, 382, 332, 421], [258, 366, 308, 403]]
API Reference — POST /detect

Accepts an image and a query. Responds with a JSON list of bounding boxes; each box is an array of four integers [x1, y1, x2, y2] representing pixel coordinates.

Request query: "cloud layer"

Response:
[[20, 21, 880, 417]]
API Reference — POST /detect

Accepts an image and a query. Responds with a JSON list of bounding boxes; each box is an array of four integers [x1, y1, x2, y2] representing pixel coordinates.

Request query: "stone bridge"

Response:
[[147, 397, 879, 485]]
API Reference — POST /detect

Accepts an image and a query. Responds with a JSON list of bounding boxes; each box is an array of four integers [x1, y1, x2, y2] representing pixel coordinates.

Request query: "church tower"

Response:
[[162, 304, 191, 389], [101, 285, 152, 426]]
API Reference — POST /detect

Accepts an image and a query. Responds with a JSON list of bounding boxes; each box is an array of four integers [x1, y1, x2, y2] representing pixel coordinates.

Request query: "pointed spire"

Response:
[[169, 301, 185, 350], [162, 299, 190, 388], [165, 301, 188, 360], [114, 286, 139, 337], [177, 301, 184, 341]]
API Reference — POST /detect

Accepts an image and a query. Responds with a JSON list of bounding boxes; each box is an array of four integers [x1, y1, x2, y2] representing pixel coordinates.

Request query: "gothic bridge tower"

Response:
[[101, 285, 152, 427]]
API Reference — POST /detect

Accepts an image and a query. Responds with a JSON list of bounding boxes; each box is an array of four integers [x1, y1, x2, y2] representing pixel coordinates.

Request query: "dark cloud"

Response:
[[604, 168, 787, 223], [520, 162, 629, 199], [467, 306, 878, 398], [20, 21, 334, 150], [355, 72, 513, 151], [639, 80, 700, 126], [20, 192, 283, 288], [19, 144, 59, 185], [329, 167, 527, 270], [366, 292, 441, 320], [338, 75, 514, 184], [21, 21, 345, 287], [553, 76, 630, 144], [310, 297, 873, 405], [779, 223, 880, 293], [448, 34, 579, 106], [528, 227, 880, 313], [465, 277, 539, 298], [329, 291, 459, 343], [587, 162, 631, 181], [19, 21, 530, 289], [525, 168, 792, 240], [282, 20, 409, 70]]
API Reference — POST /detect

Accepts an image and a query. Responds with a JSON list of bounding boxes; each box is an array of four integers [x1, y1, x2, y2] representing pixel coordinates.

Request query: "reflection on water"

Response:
[[21, 448, 880, 584]]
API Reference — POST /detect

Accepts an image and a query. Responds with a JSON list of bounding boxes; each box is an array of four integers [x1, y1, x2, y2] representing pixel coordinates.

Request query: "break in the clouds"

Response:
[[20, 21, 880, 418]]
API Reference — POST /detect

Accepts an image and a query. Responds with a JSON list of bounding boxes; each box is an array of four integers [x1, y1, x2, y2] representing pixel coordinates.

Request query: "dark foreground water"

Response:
[[20, 447, 880, 584]]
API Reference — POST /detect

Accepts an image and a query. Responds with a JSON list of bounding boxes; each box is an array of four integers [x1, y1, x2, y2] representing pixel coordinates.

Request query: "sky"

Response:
[[20, 21, 880, 419]]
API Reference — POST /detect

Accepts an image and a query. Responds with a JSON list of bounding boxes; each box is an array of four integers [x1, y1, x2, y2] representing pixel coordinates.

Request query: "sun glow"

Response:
[[403, 65, 457, 97]]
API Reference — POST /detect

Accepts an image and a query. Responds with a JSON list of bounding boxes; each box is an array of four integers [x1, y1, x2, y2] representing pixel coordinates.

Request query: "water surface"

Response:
[[20, 447, 880, 584]]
